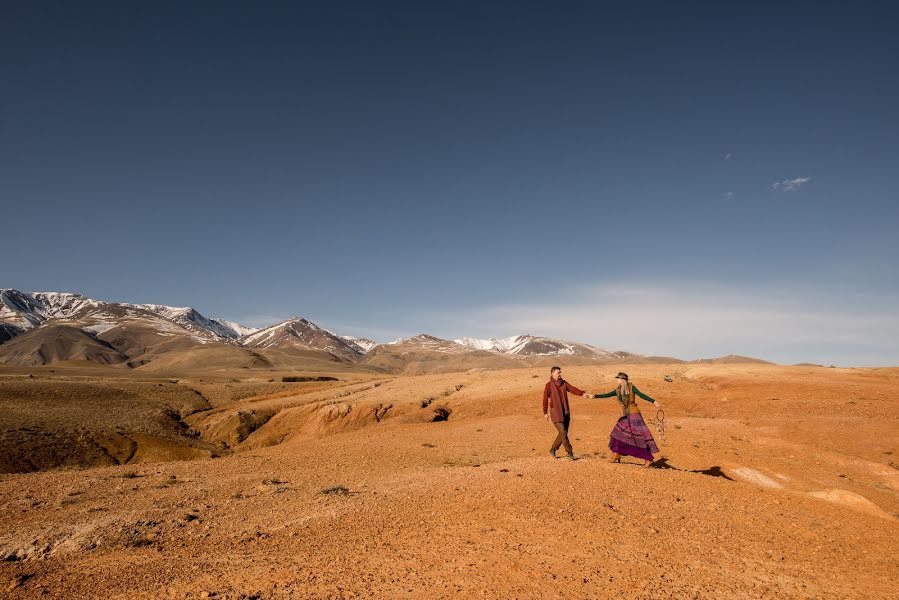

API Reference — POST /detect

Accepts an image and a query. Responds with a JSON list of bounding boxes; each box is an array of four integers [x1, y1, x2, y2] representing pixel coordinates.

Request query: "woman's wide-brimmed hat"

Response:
[[615, 372, 629, 381]]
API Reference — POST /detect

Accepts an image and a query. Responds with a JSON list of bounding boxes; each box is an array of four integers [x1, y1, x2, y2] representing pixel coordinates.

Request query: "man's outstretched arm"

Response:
[[565, 383, 590, 398]]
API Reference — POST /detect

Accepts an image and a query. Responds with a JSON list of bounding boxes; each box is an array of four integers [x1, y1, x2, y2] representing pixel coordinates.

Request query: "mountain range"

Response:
[[0, 289, 766, 372]]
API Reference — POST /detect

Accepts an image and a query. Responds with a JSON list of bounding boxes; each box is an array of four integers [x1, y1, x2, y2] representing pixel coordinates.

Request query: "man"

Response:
[[542, 366, 590, 459]]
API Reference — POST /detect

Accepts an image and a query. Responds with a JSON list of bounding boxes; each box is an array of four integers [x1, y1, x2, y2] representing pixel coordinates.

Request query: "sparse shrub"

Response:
[[319, 485, 352, 496], [420, 396, 434, 408]]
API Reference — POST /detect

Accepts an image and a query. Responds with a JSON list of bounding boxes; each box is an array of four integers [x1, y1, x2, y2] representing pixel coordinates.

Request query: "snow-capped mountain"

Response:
[[377, 332, 620, 359], [0, 289, 661, 369], [216, 319, 259, 338], [0, 290, 256, 344], [455, 335, 522, 353], [339, 335, 378, 354], [127, 303, 246, 340], [455, 333, 618, 359], [239, 318, 362, 360], [0, 290, 103, 329]]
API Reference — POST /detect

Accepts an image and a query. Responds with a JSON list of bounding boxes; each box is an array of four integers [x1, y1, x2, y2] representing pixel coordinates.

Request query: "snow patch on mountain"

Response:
[[454, 335, 526, 353], [214, 319, 258, 338], [1, 289, 630, 362], [80, 320, 118, 335], [0, 289, 254, 345], [239, 320, 294, 347], [455, 333, 617, 358], [239, 318, 362, 359], [0, 290, 101, 329], [129, 304, 241, 340], [340, 336, 378, 354]]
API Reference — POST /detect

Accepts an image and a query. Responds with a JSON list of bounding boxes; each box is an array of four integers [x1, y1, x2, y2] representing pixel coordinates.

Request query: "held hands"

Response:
[[583, 392, 591, 398]]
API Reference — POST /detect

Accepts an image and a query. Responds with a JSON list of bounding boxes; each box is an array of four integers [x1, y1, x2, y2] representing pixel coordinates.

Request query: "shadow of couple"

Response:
[[649, 457, 734, 480]]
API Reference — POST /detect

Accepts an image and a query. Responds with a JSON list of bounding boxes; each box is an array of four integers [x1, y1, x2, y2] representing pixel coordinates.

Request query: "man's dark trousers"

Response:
[[551, 412, 573, 456]]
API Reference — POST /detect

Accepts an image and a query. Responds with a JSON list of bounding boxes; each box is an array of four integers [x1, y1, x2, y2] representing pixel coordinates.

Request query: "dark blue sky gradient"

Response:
[[2, 2, 897, 361]]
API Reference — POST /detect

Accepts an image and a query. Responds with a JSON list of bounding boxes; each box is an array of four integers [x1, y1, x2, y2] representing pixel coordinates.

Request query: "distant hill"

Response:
[[361, 335, 519, 374], [454, 333, 618, 359], [690, 354, 774, 365], [0, 324, 129, 367], [0, 288, 776, 372]]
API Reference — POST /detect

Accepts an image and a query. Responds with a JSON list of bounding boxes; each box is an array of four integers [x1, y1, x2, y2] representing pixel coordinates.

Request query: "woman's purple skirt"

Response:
[[609, 413, 659, 461]]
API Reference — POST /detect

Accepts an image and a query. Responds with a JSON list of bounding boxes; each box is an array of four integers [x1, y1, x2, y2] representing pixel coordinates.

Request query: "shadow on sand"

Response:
[[649, 457, 734, 481]]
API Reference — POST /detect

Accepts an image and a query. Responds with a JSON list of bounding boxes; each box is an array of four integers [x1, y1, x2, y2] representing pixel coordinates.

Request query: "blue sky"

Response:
[[2, 2, 897, 365]]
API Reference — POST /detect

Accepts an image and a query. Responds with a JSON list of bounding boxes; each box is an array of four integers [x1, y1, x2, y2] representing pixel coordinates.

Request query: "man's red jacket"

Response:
[[542, 379, 585, 423]]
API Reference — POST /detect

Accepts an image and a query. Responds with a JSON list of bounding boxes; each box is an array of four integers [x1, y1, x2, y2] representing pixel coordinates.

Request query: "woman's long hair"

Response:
[[616, 378, 632, 400]]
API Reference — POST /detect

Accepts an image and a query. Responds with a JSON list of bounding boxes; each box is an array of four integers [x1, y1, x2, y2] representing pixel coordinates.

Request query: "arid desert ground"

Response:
[[1, 363, 897, 598]]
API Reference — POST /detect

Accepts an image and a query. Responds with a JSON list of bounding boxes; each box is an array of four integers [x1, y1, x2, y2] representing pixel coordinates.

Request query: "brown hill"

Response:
[[361, 338, 519, 374], [93, 320, 211, 367], [0, 325, 129, 367], [691, 354, 774, 365], [361, 335, 686, 374], [134, 345, 366, 374]]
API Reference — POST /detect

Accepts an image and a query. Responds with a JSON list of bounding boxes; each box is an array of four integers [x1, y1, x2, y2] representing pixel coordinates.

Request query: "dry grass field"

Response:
[[1, 363, 897, 598]]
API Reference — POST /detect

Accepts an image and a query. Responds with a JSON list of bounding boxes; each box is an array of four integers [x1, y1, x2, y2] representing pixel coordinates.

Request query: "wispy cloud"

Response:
[[722, 191, 734, 201], [772, 177, 811, 191], [723, 152, 734, 160]]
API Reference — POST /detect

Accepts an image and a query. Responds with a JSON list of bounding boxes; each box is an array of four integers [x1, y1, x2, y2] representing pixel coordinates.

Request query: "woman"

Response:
[[592, 372, 661, 466]]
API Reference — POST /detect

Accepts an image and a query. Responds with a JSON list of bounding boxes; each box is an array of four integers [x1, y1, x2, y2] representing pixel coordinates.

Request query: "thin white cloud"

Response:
[[722, 191, 734, 200], [723, 152, 734, 160], [772, 177, 811, 191]]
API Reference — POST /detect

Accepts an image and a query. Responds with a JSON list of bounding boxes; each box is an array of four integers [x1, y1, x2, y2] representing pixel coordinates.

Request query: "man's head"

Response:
[[551, 366, 562, 381]]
